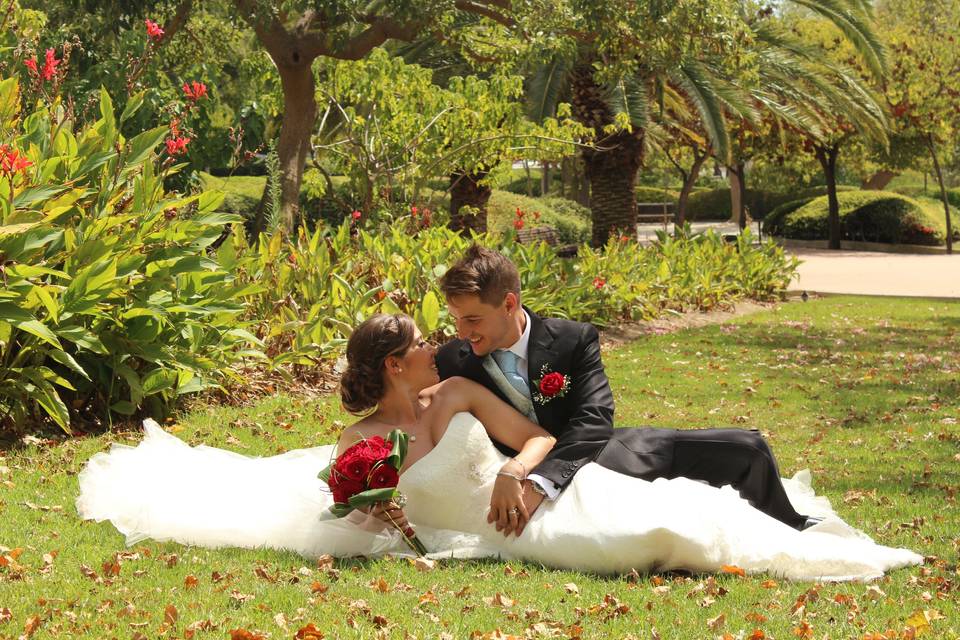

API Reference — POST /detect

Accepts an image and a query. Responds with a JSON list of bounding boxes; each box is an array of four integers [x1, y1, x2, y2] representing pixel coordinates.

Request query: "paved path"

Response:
[[787, 248, 960, 298]]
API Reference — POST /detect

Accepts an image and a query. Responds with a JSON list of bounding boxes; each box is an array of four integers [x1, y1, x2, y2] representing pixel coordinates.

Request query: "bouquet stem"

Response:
[[386, 514, 429, 557]]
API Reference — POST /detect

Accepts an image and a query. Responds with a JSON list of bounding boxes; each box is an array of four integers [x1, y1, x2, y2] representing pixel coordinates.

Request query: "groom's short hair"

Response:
[[440, 244, 520, 306]]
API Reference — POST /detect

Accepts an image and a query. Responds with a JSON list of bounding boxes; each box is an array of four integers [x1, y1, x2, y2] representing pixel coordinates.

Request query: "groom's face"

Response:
[[446, 293, 520, 357]]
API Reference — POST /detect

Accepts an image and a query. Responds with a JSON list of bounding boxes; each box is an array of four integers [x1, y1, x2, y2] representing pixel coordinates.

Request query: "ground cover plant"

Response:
[[1, 296, 957, 639]]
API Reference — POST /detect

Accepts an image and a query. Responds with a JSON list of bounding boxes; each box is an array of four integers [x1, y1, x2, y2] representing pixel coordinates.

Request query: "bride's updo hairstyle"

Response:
[[340, 313, 417, 415]]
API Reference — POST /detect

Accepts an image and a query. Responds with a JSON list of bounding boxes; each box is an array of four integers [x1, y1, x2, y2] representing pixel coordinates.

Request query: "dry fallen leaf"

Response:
[[229, 629, 265, 640], [563, 582, 580, 595], [484, 593, 515, 608], [864, 585, 886, 601], [184, 575, 199, 589], [0, 608, 11, 623], [23, 615, 41, 638], [164, 604, 178, 626], [295, 623, 325, 639], [414, 557, 435, 572], [720, 565, 745, 577], [310, 581, 329, 594], [707, 613, 726, 630]]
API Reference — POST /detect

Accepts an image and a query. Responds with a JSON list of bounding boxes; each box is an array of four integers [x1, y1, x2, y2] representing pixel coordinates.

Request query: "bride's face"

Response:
[[393, 327, 439, 389]]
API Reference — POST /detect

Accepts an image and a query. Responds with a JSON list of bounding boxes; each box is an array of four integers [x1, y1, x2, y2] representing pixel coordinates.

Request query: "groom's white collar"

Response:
[[500, 308, 532, 362]]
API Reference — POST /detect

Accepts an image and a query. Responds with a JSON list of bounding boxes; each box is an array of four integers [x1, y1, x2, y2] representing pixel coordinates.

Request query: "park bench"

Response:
[[636, 202, 674, 226], [516, 226, 579, 257]]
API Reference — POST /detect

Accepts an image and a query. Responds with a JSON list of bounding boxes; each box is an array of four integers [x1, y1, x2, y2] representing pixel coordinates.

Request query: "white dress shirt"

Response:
[[499, 309, 560, 500]]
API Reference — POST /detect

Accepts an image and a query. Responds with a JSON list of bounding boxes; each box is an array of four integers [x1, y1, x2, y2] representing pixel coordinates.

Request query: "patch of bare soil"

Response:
[[599, 300, 780, 350]]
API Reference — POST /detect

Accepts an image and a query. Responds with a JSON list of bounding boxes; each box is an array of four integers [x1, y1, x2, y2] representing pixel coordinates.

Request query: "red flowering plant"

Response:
[[531, 364, 571, 405], [318, 429, 428, 556]]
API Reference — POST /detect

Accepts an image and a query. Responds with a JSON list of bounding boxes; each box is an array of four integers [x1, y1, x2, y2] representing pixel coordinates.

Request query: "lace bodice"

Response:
[[399, 412, 505, 537]]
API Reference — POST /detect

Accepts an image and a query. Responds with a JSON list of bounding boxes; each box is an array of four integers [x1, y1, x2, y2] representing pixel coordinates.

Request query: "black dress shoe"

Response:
[[798, 516, 824, 531]]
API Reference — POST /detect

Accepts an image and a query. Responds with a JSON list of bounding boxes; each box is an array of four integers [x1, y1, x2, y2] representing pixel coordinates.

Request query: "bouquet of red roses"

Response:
[[318, 429, 427, 556]]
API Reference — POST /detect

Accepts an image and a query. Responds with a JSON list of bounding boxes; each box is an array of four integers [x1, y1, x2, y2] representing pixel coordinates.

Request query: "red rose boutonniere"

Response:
[[532, 365, 570, 405]]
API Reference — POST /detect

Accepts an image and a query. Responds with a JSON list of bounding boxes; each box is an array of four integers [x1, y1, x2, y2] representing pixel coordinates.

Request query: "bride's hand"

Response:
[[488, 475, 529, 537], [366, 501, 409, 532]]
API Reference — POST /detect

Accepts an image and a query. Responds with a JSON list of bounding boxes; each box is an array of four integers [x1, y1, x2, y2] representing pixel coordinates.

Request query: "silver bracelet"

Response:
[[496, 470, 524, 482], [511, 457, 527, 477]]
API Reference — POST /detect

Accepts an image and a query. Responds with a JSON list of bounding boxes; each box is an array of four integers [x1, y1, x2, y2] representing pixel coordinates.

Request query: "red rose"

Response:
[[328, 474, 364, 504], [364, 436, 392, 459], [367, 463, 399, 489], [336, 448, 375, 482], [539, 372, 566, 397]]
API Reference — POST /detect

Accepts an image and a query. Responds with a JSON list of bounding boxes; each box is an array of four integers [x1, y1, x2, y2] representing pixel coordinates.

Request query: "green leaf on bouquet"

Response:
[[386, 429, 408, 470], [347, 487, 399, 510]]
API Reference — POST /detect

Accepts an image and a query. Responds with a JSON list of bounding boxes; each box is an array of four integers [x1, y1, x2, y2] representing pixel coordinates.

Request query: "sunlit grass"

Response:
[[1, 296, 957, 639]]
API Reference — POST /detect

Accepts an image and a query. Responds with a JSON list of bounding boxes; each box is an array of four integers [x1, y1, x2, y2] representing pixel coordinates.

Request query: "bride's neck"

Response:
[[373, 388, 422, 426]]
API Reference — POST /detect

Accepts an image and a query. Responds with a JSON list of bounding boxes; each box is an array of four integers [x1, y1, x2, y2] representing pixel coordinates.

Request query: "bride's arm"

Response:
[[437, 377, 556, 536]]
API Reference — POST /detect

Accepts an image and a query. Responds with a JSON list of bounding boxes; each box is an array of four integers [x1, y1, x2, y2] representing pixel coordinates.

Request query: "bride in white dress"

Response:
[[77, 314, 922, 581]]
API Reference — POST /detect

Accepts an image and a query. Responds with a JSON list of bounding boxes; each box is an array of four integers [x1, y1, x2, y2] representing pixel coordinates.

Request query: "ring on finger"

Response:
[[508, 507, 520, 517]]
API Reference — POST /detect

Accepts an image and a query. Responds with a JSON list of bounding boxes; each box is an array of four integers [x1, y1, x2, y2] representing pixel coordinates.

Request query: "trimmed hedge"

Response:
[[487, 191, 591, 244], [774, 190, 945, 245], [635, 186, 678, 203], [686, 186, 856, 222]]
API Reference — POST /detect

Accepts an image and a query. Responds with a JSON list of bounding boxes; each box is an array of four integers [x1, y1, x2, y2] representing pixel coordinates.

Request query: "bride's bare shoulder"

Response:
[[336, 418, 387, 454], [422, 376, 481, 405]]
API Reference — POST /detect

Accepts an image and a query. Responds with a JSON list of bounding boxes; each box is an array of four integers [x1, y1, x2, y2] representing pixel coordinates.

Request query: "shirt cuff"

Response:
[[526, 473, 560, 501]]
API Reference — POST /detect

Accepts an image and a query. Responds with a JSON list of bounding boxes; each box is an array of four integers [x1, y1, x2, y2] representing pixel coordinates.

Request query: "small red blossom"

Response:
[[182, 81, 207, 102], [515, 207, 525, 218], [0, 145, 33, 176], [513, 218, 525, 230], [351, 210, 362, 221], [169, 118, 181, 137], [532, 365, 571, 404], [24, 57, 38, 76], [41, 48, 60, 81], [145, 19, 165, 40], [593, 277, 606, 290], [164, 136, 190, 155], [411, 205, 419, 218]]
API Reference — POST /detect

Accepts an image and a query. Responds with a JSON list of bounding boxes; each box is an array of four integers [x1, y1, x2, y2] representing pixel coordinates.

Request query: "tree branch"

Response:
[[454, 0, 515, 27], [160, 0, 194, 43]]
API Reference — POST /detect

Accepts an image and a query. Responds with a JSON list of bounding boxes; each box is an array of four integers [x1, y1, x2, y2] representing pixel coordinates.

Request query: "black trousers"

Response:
[[593, 427, 806, 529]]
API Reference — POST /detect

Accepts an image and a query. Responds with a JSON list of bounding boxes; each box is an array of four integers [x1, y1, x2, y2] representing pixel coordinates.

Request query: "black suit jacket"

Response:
[[435, 307, 615, 492]]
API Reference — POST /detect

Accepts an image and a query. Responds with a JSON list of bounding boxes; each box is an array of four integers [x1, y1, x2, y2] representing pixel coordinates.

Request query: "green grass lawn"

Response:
[[2, 296, 958, 639]]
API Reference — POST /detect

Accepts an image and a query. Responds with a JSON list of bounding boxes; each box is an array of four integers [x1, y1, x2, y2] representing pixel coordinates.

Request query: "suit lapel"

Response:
[[524, 308, 560, 425], [482, 356, 538, 422]]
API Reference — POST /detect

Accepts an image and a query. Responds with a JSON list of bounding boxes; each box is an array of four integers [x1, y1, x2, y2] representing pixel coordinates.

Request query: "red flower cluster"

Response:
[[539, 372, 566, 397], [145, 19, 165, 41], [410, 205, 432, 228], [165, 136, 190, 155], [351, 210, 362, 221], [513, 207, 525, 230], [592, 277, 606, 290], [0, 145, 32, 176], [24, 49, 60, 81], [182, 81, 207, 102], [326, 436, 398, 504]]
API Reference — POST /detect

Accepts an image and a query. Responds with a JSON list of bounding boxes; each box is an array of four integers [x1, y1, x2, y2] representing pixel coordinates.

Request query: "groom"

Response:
[[436, 244, 818, 536]]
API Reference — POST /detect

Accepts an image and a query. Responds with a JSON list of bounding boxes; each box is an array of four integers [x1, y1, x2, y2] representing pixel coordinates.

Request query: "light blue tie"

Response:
[[492, 350, 530, 399]]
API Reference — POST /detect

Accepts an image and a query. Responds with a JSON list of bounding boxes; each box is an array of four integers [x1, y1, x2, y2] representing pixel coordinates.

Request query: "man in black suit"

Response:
[[436, 244, 817, 536]]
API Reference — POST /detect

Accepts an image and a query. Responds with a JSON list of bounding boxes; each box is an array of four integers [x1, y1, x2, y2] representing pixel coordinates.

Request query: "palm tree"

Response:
[[526, 0, 886, 246]]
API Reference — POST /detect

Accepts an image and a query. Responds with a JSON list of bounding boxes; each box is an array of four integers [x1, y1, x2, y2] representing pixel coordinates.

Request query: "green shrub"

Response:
[[1, 81, 260, 431], [635, 187, 678, 203], [199, 172, 263, 218], [779, 191, 945, 245], [686, 185, 857, 221], [487, 191, 590, 244]]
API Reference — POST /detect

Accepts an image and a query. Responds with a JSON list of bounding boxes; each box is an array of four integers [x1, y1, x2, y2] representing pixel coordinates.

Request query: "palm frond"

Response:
[[605, 74, 650, 130], [789, 0, 887, 79], [672, 60, 736, 160], [527, 55, 571, 123]]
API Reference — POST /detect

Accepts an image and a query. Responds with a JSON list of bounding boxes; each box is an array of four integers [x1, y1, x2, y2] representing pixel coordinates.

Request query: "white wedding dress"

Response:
[[77, 413, 922, 581]]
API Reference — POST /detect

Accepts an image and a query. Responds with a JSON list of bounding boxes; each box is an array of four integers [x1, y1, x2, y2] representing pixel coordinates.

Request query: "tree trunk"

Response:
[[861, 169, 898, 191], [816, 145, 842, 250], [449, 170, 491, 235], [571, 65, 642, 246], [582, 131, 642, 245], [573, 154, 590, 207], [541, 161, 551, 196], [676, 150, 707, 226], [927, 134, 954, 254], [728, 163, 748, 230], [269, 60, 317, 235]]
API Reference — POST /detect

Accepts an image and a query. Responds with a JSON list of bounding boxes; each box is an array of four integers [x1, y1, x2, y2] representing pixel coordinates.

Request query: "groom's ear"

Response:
[[503, 292, 519, 314]]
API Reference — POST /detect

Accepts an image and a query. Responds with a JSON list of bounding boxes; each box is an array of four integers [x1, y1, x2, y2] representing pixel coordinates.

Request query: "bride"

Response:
[[77, 313, 922, 581]]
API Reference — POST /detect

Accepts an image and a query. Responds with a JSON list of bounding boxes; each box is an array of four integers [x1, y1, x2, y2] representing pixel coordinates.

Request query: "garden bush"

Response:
[[0, 80, 260, 432], [635, 186, 678, 203], [777, 190, 944, 245], [487, 191, 590, 243], [686, 185, 856, 221]]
